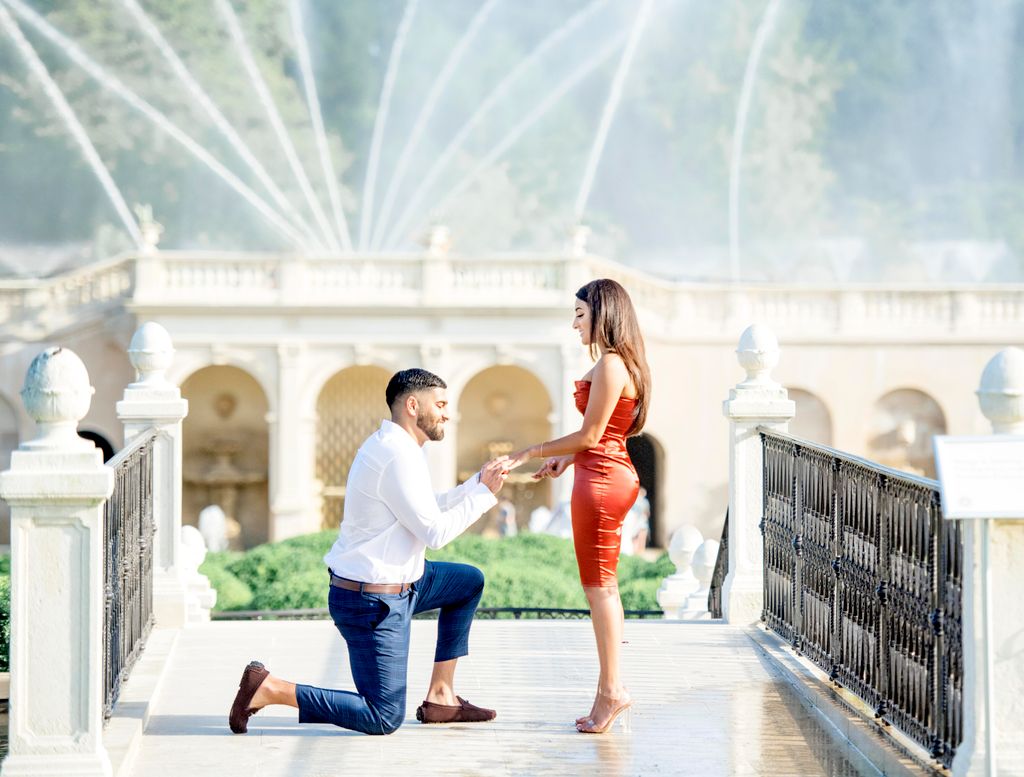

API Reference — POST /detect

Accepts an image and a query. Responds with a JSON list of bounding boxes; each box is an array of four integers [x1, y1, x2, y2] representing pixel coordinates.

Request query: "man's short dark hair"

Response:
[[385, 368, 447, 410]]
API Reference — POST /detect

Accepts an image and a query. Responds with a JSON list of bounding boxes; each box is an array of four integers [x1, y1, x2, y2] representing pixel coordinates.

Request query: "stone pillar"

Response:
[[116, 322, 194, 627], [721, 325, 794, 624], [0, 347, 114, 777], [267, 343, 318, 540], [953, 347, 1024, 777]]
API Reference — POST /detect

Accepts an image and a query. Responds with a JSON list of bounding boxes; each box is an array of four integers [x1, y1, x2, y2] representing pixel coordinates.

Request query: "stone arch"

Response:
[[786, 387, 834, 446], [303, 357, 400, 421], [457, 365, 553, 535], [0, 392, 19, 546], [181, 366, 270, 549], [447, 356, 560, 417], [626, 432, 665, 548], [171, 352, 277, 414], [315, 365, 392, 529], [868, 388, 948, 478], [79, 429, 116, 462]]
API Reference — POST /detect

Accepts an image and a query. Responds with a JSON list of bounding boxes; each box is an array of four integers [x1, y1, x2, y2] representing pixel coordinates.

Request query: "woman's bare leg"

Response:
[[578, 584, 631, 731]]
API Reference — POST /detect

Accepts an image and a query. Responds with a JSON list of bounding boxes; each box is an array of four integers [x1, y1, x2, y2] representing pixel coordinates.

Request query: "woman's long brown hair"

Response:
[[576, 278, 651, 436]]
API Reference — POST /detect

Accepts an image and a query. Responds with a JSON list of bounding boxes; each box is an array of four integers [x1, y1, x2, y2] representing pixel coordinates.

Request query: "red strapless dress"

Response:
[[571, 380, 640, 587]]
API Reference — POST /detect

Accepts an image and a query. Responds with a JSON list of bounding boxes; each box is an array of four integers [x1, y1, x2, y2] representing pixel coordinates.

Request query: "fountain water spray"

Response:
[[119, 0, 322, 248], [573, 0, 653, 221], [369, 0, 500, 250], [384, 0, 610, 251], [404, 31, 628, 247], [289, 0, 353, 252], [214, 0, 339, 251], [2, 0, 308, 249], [359, 0, 419, 251], [728, 0, 783, 282], [0, 4, 143, 249]]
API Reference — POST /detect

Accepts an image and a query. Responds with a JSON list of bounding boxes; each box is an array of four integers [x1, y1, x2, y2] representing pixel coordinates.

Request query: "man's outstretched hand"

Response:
[[479, 457, 510, 495]]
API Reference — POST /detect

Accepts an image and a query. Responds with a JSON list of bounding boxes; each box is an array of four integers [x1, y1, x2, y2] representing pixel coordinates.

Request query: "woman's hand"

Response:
[[505, 446, 537, 471], [532, 455, 573, 480]]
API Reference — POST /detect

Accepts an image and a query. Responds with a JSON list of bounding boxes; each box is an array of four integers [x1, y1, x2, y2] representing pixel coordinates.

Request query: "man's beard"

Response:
[[416, 412, 444, 441]]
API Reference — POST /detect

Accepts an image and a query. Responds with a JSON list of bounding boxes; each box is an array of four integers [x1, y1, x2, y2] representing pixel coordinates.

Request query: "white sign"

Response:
[[933, 435, 1024, 520]]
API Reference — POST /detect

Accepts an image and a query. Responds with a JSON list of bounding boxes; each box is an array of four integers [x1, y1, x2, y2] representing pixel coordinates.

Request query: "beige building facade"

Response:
[[2, 249, 1021, 548]]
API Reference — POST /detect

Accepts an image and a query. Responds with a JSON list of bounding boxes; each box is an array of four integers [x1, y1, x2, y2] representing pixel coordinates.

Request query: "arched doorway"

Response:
[[457, 366, 552, 536], [869, 388, 947, 478], [626, 433, 665, 548], [0, 394, 18, 546], [316, 366, 391, 529], [181, 366, 270, 549], [79, 429, 115, 462], [786, 388, 834, 446]]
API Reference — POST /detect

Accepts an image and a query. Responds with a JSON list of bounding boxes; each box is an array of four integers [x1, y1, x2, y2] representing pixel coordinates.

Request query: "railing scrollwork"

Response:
[[760, 430, 963, 767]]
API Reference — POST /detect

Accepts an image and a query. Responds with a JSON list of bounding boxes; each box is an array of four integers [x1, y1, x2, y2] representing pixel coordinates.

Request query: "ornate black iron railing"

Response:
[[103, 431, 157, 720], [760, 430, 963, 768], [708, 509, 728, 618]]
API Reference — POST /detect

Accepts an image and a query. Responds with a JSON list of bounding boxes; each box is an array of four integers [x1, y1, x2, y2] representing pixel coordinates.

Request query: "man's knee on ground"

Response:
[[372, 707, 405, 735]]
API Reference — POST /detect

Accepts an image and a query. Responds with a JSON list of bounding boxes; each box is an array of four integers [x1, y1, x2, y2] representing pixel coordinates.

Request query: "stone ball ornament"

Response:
[[127, 321, 175, 387], [667, 524, 704, 572], [736, 324, 780, 386], [20, 346, 95, 450], [691, 539, 721, 587], [976, 346, 1024, 432]]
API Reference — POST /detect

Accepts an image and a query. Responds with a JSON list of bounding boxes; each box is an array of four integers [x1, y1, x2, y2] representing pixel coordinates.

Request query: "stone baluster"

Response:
[[115, 322, 196, 626], [683, 539, 720, 619], [0, 347, 114, 776], [722, 325, 794, 624], [656, 525, 703, 619], [952, 346, 1024, 777]]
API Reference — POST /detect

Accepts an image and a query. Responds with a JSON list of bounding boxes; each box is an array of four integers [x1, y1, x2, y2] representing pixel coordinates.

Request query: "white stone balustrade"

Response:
[[721, 325, 794, 624], [657, 525, 703, 619], [952, 346, 1024, 777], [117, 322, 198, 626], [0, 347, 114, 777]]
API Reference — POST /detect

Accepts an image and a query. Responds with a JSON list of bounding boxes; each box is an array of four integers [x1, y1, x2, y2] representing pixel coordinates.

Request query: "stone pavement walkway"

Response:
[[123, 619, 890, 777]]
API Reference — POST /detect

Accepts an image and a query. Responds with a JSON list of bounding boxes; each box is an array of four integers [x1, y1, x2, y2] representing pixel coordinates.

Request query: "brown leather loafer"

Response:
[[229, 660, 269, 734], [415, 696, 496, 724]]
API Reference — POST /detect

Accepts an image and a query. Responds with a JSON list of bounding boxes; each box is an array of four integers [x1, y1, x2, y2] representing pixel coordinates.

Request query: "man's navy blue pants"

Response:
[[294, 560, 484, 735]]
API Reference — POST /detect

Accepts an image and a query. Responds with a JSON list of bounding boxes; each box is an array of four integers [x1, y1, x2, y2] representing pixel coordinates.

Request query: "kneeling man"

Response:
[[229, 368, 507, 735]]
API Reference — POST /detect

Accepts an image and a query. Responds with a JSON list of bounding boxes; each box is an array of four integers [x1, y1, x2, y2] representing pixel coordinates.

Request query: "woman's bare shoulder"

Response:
[[595, 352, 636, 397]]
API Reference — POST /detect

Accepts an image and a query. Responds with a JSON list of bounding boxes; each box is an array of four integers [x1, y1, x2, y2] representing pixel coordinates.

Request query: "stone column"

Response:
[[267, 343, 318, 540], [116, 322, 193, 627], [0, 347, 114, 777], [953, 347, 1024, 777], [721, 325, 794, 625]]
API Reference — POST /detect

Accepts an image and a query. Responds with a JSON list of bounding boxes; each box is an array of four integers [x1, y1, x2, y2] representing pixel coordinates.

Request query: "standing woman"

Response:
[[508, 278, 650, 734]]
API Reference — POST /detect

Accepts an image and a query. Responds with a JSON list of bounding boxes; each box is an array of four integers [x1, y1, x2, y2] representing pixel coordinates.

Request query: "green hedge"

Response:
[[199, 531, 673, 613]]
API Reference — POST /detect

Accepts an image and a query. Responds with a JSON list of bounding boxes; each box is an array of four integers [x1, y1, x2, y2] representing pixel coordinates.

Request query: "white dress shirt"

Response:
[[323, 419, 497, 583]]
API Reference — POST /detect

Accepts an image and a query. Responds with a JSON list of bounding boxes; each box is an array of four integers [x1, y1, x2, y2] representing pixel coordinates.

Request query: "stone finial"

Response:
[[427, 224, 452, 258], [127, 321, 174, 388], [569, 223, 591, 257], [691, 539, 720, 590], [668, 524, 704, 574], [20, 346, 95, 451], [735, 324, 780, 387], [135, 203, 163, 254], [977, 346, 1024, 434]]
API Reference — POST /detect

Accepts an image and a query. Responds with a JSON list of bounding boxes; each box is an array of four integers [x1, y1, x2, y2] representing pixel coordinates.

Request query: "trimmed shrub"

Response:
[[199, 561, 253, 611], [202, 531, 671, 613]]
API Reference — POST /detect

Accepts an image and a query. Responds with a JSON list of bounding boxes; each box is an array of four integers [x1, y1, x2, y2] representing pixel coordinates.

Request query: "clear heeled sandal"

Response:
[[576, 695, 633, 734]]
